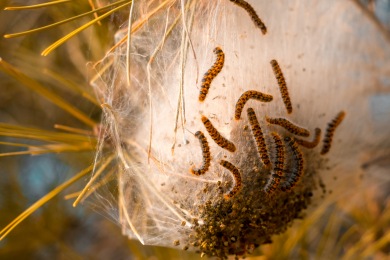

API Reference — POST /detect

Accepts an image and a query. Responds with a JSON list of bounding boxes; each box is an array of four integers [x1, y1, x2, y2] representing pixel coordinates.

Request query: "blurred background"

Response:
[[0, 1, 389, 259]]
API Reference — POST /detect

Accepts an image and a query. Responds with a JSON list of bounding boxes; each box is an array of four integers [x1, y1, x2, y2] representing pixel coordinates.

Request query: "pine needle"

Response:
[[73, 154, 115, 207], [0, 164, 94, 240], [4, 0, 129, 39], [54, 124, 94, 135], [41, 1, 132, 56], [0, 123, 96, 145], [4, 0, 71, 10], [0, 59, 97, 127]]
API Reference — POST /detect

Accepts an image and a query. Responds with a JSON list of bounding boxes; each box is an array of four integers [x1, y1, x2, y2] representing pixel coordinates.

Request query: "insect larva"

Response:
[[199, 47, 225, 102], [234, 90, 273, 120], [264, 173, 281, 195], [264, 133, 285, 194], [190, 131, 211, 176], [220, 160, 242, 199], [201, 115, 236, 152], [320, 111, 346, 155], [280, 137, 304, 191], [265, 116, 310, 137], [247, 108, 271, 167], [295, 128, 322, 149], [270, 59, 292, 114], [229, 0, 267, 35], [271, 132, 285, 177]]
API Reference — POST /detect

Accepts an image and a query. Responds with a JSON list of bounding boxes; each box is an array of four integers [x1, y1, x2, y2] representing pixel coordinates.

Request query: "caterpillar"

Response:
[[190, 131, 211, 176], [234, 90, 273, 120], [295, 128, 322, 149], [264, 132, 285, 194], [201, 115, 236, 152], [271, 132, 285, 177], [247, 108, 271, 167], [280, 137, 304, 191], [220, 160, 242, 199], [270, 59, 293, 114], [199, 47, 225, 102], [321, 111, 346, 155], [264, 173, 281, 195], [229, 0, 267, 35], [265, 116, 310, 137]]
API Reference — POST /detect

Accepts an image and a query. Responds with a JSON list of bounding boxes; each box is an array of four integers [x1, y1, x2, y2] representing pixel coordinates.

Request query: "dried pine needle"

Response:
[[4, 0, 129, 39], [41, 1, 133, 56], [0, 123, 96, 144], [54, 124, 94, 136], [73, 154, 115, 207], [4, 0, 71, 11]]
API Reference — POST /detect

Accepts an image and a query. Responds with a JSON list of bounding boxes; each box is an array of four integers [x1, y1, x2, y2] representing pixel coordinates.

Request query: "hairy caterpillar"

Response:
[[321, 111, 346, 155], [190, 131, 211, 176], [270, 59, 293, 114], [198, 47, 225, 102], [265, 116, 310, 137], [295, 128, 322, 149], [234, 90, 273, 120], [280, 137, 304, 191], [201, 115, 236, 152], [229, 0, 267, 35], [264, 132, 285, 194], [247, 108, 271, 167], [220, 160, 242, 199]]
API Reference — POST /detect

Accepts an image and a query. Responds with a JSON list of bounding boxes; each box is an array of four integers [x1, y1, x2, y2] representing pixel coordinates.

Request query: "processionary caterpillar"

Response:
[[190, 131, 211, 176], [247, 108, 271, 167], [270, 59, 293, 114], [295, 128, 321, 149], [321, 111, 346, 155], [280, 137, 304, 191], [234, 90, 273, 120], [199, 47, 225, 102], [220, 160, 242, 199], [201, 115, 236, 152], [264, 132, 285, 194], [265, 116, 310, 137], [229, 0, 267, 35]]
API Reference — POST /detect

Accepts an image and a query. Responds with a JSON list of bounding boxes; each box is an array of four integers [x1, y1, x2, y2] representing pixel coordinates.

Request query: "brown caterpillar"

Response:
[[270, 59, 292, 114], [190, 131, 211, 176], [280, 137, 304, 191], [199, 47, 225, 102], [264, 174, 281, 195], [229, 0, 267, 35], [265, 116, 310, 137], [220, 160, 242, 199], [247, 108, 271, 167], [321, 111, 346, 155], [234, 90, 273, 120], [201, 115, 236, 152], [295, 128, 322, 149], [264, 132, 285, 194]]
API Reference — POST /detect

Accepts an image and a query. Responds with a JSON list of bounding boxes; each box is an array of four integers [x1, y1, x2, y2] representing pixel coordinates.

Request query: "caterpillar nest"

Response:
[[90, 0, 390, 259]]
